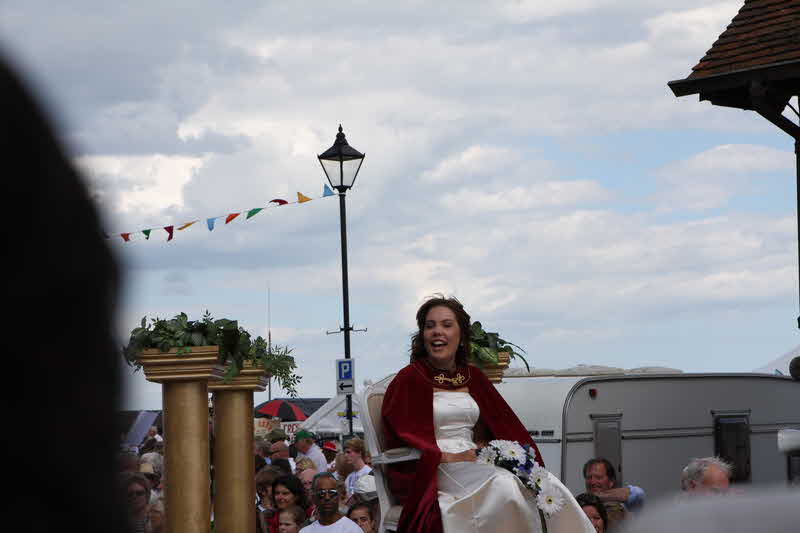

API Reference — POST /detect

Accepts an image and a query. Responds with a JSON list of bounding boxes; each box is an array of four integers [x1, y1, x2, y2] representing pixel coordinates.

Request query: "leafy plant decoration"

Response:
[[469, 321, 530, 372], [122, 311, 302, 396]]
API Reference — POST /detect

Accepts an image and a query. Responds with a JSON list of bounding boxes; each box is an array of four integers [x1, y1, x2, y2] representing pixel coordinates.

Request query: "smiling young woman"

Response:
[[381, 295, 595, 533]]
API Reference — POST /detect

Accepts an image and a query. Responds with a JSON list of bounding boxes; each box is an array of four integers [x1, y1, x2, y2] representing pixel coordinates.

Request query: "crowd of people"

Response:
[[253, 428, 378, 533], [116, 295, 789, 533], [117, 425, 378, 533], [573, 454, 735, 532]]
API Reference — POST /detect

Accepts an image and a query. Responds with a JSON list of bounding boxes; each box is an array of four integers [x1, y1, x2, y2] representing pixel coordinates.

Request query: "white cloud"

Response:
[[421, 145, 522, 184], [441, 180, 611, 212], [77, 154, 206, 214], [655, 144, 794, 211]]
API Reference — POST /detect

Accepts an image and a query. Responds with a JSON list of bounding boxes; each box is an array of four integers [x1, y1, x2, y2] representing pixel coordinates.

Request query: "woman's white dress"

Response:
[[434, 391, 595, 533]]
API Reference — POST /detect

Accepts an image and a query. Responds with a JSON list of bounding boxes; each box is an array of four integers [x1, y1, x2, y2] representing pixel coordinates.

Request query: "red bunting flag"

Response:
[[270, 199, 288, 206], [164, 226, 174, 241], [121, 233, 130, 242], [225, 213, 240, 224]]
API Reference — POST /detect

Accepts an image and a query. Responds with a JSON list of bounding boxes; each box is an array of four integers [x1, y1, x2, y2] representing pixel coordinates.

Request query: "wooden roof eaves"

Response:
[[669, 58, 800, 97]]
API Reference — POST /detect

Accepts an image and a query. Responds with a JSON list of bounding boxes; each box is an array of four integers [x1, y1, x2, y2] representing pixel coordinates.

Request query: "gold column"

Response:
[[137, 346, 225, 533], [209, 364, 269, 533]]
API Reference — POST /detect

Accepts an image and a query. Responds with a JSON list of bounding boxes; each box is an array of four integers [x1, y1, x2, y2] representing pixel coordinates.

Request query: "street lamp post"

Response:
[[318, 125, 365, 436]]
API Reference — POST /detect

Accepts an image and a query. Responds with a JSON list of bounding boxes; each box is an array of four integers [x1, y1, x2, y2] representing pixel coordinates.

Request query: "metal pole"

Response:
[[796, 135, 799, 329], [338, 190, 354, 435]]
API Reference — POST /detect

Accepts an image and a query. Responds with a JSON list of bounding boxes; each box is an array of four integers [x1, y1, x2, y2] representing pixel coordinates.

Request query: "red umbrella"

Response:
[[254, 399, 307, 421]]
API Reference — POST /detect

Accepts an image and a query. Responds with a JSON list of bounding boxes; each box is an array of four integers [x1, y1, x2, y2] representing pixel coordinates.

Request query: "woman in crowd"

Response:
[[256, 466, 282, 533], [268, 475, 310, 532], [120, 472, 151, 533], [381, 295, 595, 533], [576, 493, 608, 533], [278, 504, 307, 533], [145, 498, 166, 533], [347, 502, 377, 533], [294, 457, 315, 476]]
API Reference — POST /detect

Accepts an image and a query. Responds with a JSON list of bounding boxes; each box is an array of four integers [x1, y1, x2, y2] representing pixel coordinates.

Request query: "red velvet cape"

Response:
[[381, 360, 544, 533]]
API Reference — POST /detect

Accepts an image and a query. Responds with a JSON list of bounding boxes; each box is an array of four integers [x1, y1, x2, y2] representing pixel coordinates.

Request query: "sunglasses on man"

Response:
[[315, 489, 339, 499]]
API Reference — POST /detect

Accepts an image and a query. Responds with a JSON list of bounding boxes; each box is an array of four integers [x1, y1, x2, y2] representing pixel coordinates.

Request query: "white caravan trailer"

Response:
[[495, 369, 800, 502]]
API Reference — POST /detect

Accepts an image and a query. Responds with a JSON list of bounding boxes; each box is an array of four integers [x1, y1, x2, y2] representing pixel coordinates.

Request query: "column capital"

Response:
[[137, 345, 226, 383]]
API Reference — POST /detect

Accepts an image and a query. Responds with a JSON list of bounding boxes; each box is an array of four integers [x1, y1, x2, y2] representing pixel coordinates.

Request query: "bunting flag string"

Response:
[[107, 183, 337, 244]]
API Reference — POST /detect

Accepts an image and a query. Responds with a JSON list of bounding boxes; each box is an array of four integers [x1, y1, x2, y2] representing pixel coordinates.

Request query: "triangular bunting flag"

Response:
[[225, 213, 240, 224], [297, 192, 312, 203], [121, 233, 131, 242], [143, 229, 152, 240], [323, 184, 334, 197], [178, 221, 197, 231], [164, 226, 174, 241], [207, 218, 217, 231], [270, 199, 288, 206], [246, 208, 263, 220]]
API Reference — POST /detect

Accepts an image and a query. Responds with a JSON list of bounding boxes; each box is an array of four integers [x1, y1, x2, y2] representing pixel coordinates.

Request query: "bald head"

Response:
[[270, 441, 289, 460]]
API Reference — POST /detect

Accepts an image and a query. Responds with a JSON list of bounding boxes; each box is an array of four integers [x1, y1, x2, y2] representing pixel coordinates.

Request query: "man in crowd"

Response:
[[680, 456, 732, 494], [270, 440, 296, 473], [583, 457, 645, 529], [344, 437, 372, 500], [296, 429, 329, 473], [322, 441, 339, 470], [300, 472, 361, 532], [267, 427, 289, 444]]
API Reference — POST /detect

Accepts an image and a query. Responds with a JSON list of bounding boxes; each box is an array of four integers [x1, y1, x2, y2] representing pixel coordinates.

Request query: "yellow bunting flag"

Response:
[[178, 221, 197, 231], [297, 192, 312, 203]]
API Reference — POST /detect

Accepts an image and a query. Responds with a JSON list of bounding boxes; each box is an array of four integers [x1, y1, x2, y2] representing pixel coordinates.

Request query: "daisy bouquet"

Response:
[[476, 440, 563, 532]]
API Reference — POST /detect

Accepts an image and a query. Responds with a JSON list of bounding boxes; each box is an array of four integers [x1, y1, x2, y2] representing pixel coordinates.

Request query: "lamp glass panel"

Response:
[[320, 158, 343, 187], [341, 158, 363, 188]]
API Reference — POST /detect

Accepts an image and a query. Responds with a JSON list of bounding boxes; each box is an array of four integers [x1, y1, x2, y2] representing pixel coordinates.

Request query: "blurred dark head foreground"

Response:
[[1, 56, 122, 529], [620, 487, 800, 533]]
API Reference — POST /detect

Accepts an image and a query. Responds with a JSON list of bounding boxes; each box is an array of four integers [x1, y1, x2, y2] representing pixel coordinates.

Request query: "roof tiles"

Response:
[[688, 0, 800, 79]]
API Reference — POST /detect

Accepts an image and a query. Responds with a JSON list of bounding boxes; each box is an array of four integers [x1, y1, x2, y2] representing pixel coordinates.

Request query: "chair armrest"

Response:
[[371, 447, 421, 465]]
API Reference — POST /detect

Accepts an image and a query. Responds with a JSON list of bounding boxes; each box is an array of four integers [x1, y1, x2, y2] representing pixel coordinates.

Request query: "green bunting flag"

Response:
[[246, 208, 263, 220], [143, 229, 151, 240]]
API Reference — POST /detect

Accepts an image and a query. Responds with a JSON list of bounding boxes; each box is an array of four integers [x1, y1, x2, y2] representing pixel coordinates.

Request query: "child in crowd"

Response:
[[279, 505, 306, 533]]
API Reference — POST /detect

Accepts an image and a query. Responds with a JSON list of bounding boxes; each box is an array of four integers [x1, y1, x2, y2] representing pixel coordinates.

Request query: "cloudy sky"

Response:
[[2, 1, 797, 410]]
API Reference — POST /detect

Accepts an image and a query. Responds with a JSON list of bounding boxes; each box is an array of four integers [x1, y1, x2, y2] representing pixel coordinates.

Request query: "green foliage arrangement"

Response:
[[469, 321, 530, 372], [123, 311, 302, 396]]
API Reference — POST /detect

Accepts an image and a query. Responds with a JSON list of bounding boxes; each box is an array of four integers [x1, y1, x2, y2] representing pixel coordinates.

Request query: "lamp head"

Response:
[[318, 125, 365, 191]]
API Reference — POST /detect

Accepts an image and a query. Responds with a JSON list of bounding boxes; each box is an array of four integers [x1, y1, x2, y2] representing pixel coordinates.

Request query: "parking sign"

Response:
[[336, 359, 354, 394]]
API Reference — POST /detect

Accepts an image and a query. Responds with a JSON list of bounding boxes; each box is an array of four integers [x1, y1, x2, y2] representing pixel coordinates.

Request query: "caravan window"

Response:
[[714, 415, 751, 482], [789, 452, 800, 485], [591, 414, 623, 485]]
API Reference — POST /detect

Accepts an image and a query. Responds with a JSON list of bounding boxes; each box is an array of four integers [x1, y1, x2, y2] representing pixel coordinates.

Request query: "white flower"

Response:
[[477, 446, 497, 465], [496, 441, 527, 463], [536, 481, 564, 516], [530, 465, 549, 488]]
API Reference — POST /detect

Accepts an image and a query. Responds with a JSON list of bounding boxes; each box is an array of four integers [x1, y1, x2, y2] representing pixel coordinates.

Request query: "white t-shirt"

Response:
[[345, 465, 372, 499], [300, 517, 362, 533], [298, 443, 329, 473]]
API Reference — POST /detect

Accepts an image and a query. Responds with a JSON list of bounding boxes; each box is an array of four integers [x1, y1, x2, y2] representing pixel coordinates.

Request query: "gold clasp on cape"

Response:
[[433, 373, 466, 386]]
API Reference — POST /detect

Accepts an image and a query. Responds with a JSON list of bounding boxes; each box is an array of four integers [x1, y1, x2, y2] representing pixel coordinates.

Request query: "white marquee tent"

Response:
[[752, 345, 798, 375], [299, 394, 363, 435]]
